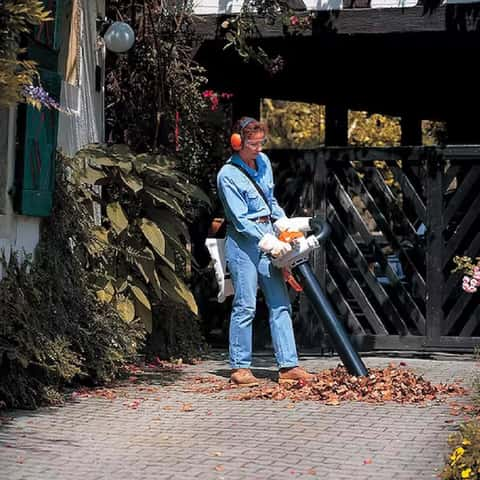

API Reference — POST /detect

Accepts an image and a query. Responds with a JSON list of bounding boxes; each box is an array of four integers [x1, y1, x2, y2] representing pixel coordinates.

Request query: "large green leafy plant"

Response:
[[0, 159, 143, 409], [69, 143, 211, 335]]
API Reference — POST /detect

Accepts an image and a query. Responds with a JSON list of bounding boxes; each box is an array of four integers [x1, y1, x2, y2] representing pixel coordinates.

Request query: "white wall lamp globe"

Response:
[[103, 21, 135, 53]]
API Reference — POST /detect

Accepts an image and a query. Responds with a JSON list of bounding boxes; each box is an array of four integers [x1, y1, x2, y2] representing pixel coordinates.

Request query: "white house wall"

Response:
[[0, 107, 41, 275], [57, 0, 105, 157]]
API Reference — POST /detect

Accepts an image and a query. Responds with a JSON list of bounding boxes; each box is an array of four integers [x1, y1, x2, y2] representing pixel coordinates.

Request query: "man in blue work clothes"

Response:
[[217, 117, 316, 386]]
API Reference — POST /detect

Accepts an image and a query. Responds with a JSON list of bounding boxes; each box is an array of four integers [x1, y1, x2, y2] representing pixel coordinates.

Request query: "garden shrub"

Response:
[[0, 164, 144, 409]]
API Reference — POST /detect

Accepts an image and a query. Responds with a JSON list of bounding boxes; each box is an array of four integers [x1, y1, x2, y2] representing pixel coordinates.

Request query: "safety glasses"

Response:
[[245, 138, 268, 149]]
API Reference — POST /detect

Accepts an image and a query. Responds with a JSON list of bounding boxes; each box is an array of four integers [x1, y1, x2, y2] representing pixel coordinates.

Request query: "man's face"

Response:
[[240, 131, 267, 163]]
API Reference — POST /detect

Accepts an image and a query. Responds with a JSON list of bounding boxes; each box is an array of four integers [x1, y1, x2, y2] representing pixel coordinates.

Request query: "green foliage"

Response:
[[441, 371, 480, 480], [0, 162, 143, 409], [147, 299, 208, 362], [452, 257, 480, 277], [423, 120, 447, 146], [441, 421, 480, 480], [105, 1, 211, 177], [262, 99, 325, 149], [220, 0, 313, 74], [68, 143, 211, 334], [348, 111, 401, 147], [0, 0, 51, 108]]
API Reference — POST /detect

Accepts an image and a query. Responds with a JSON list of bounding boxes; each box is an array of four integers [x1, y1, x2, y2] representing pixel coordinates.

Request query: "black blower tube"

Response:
[[293, 262, 368, 377], [292, 217, 368, 377]]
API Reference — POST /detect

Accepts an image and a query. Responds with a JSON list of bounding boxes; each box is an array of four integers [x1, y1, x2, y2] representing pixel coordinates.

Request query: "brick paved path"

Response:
[[0, 353, 477, 480]]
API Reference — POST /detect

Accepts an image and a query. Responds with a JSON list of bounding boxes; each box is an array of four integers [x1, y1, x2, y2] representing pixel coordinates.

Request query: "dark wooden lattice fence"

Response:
[[270, 146, 480, 352]]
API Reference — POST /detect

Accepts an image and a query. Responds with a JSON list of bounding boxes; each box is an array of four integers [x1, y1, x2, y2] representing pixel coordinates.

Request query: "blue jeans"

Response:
[[225, 226, 299, 369]]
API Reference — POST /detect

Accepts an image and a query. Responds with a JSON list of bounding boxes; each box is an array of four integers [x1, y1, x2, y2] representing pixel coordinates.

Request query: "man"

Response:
[[217, 116, 316, 386]]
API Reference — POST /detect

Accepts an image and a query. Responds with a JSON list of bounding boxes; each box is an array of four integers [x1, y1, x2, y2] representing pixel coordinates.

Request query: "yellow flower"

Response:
[[450, 447, 465, 464], [462, 439, 472, 446], [461, 468, 472, 478]]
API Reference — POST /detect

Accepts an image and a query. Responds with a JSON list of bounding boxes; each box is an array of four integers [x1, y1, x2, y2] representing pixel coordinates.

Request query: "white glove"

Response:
[[274, 217, 312, 234], [258, 233, 292, 258]]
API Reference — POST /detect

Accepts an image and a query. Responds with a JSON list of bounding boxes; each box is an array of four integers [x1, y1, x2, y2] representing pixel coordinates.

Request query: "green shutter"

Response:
[[18, 1, 64, 217], [19, 69, 61, 217]]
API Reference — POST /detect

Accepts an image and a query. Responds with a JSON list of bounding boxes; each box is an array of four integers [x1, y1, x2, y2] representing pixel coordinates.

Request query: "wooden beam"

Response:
[[194, 5, 480, 40], [351, 335, 480, 352]]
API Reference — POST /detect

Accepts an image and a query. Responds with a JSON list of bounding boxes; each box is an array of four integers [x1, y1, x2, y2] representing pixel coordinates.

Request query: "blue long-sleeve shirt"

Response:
[[217, 152, 286, 242]]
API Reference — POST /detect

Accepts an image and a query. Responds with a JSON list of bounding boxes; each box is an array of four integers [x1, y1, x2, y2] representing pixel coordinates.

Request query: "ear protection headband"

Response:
[[230, 117, 256, 151]]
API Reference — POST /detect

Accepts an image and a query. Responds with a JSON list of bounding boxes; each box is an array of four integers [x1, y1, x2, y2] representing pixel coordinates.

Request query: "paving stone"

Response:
[[0, 353, 477, 480]]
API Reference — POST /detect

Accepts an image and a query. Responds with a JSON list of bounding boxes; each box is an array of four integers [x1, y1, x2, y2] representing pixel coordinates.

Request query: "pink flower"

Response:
[[462, 275, 478, 293], [463, 284, 478, 293], [290, 15, 299, 26], [202, 90, 233, 111], [473, 266, 480, 280]]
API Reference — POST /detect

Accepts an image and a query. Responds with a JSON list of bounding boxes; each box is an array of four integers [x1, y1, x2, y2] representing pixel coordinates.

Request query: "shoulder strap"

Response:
[[229, 163, 271, 213]]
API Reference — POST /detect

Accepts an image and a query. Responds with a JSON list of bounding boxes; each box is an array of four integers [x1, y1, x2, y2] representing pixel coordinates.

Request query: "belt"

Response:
[[255, 216, 271, 224]]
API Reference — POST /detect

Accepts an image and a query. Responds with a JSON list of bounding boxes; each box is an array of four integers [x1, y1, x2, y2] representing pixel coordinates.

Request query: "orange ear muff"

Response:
[[230, 133, 242, 151]]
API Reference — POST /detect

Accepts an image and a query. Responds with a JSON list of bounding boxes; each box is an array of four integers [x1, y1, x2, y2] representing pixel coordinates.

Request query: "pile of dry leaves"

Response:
[[188, 363, 467, 404]]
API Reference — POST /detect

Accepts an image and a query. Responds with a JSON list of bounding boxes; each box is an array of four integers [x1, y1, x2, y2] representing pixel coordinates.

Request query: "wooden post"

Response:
[[325, 104, 348, 147], [313, 151, 327, 288], [425, 149, 444, 342], [401, 116, 422, 146]]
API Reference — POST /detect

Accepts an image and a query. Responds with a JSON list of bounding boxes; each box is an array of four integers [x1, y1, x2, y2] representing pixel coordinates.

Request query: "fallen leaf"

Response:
[[180, 403, 194, 412], [214, 465, 224, 472], [307, 468, 317, 475], [363, 458, 373, 465], [210, 451, 223, 457]]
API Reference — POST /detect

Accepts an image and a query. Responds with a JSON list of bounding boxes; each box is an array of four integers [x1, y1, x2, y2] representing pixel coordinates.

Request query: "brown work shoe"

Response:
[[230, 368, 260, 387], [278, 366, 316, 385]]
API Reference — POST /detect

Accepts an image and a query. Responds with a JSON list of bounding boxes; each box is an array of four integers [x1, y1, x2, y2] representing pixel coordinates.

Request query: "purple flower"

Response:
[[22, 84, 64, 112]]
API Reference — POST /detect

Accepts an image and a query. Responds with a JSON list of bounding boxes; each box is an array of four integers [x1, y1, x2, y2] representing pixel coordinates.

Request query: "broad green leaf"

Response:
[[96, 281, 115, 303], [110, 144, 132, 155], [145, 187, 185, 218], [158, 186, 186, 202], [147, 207, 190, 242], [134, 247, 162, 300], [87, 226, 110, 255], [120, 171, 143, 193], [92, 226, 109, 244], [88, 156, 118, 167], [90, 156, 133, 174], [131, 286, 152, 333], [114, 278, 128, 293], [107, 202, 128, 234], [79, 166, 106, 185], [146, 208, 194, 264], [116, 297, 135, 322], [158, 265, 198, 315], [139, 218, 165, 256]]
